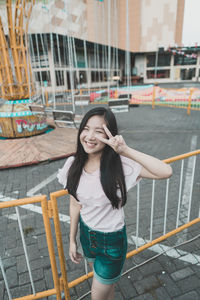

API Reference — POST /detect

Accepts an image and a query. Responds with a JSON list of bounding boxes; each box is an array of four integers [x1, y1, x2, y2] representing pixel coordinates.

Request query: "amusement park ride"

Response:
[[0, 0, 48, 138]]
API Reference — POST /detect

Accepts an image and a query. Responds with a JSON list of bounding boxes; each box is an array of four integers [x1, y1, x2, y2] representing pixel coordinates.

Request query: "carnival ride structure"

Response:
[[0, 0, 48, 138]]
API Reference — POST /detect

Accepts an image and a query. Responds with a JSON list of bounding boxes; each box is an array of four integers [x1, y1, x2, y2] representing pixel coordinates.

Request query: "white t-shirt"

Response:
[[57, 155, 142, 232]]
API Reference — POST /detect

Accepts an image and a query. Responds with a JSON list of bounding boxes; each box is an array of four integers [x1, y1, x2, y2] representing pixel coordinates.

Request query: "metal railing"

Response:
[[0, 149, 199, 299], [0, 196, 63, 299]]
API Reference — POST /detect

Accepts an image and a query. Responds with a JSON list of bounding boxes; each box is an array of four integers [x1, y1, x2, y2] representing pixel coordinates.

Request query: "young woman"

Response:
[[57, 107, 172, 300]]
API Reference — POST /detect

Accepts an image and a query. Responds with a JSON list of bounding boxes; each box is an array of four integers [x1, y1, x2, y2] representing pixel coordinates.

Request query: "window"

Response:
[[147, 54, 171, 67], [53, 36, 69, 67], [180, 68, 195, 80], [55, 71, 64, 86], [79, 71, 87, 84], [146, 69, 170, 79], [31, 54, 49, 68], [91, 71, 106, 82], [174, 54, 197, 66], [66, 71, 77, 89], [113, 70, 120, 76], [34, 71, 51, 86], [77, 50, 86, 68], [90, 51, 104, 69], [91, 71, 99, 82]]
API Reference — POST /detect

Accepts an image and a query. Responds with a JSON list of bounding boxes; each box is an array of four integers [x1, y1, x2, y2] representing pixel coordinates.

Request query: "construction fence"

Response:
[[41, 85, 200, 116], [111, 85, 200, 114]]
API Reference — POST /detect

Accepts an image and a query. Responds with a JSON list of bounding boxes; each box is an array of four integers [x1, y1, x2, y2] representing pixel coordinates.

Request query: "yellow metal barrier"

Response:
[[0, 149, 199, 299], [187, 87, 194, 115], [0, 196, 63, 300], [152, 85, 156, 109], [126, 217, 200, 259], [163, 149, 200, 163], [50, 190, 70, 299]]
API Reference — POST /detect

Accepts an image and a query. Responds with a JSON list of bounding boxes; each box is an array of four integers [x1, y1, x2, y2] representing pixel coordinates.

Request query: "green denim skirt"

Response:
[[79, 215, 127, 285]]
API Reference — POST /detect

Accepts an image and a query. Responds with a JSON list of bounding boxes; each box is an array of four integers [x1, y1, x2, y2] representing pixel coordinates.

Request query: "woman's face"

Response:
[[80, 115, 107, 155]]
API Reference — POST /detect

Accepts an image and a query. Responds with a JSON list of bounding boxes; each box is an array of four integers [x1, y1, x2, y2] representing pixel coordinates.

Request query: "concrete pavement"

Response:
[[0, 104, 200, 299]]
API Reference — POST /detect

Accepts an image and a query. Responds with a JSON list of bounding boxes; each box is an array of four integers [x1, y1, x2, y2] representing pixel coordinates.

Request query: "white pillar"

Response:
[[48, 49, 56, 90], [170, 54, 174, 81], [195, 51, 200, 80]]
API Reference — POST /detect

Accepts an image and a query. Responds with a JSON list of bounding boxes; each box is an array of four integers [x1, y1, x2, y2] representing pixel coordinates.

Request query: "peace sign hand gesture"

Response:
[[96, 125, 128, 154]]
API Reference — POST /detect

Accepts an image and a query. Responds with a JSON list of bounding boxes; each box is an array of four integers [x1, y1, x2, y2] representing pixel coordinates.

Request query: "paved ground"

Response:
[[0, 104, 200, 299]]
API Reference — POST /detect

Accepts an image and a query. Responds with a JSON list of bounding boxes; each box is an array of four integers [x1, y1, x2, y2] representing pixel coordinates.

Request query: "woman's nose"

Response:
[[87, 130, 95, 139]]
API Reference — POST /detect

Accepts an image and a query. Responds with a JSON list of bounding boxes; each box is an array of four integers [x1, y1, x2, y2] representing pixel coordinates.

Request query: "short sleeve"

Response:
[[120, 155, 142, 191], [57, 156, 75, 188]]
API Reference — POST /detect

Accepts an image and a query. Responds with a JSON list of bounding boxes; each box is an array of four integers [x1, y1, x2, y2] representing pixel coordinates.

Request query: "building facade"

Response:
[[1, 0, 198, 93]]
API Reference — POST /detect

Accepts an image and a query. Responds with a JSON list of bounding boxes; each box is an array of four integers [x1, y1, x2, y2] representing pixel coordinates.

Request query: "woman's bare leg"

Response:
[[108, 283, 115, 299], [88, 262, 93, 270], [91, 277, 114, 300]]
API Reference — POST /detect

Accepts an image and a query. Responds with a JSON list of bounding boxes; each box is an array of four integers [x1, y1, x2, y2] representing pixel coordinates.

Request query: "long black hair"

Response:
[[66, 107, 127, 209]]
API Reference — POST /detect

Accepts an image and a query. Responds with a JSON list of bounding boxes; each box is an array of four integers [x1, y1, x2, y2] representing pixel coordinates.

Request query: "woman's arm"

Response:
[[121, 146, 172, 179], [69, 195, 82, 263], [96, 125, 172, 180]]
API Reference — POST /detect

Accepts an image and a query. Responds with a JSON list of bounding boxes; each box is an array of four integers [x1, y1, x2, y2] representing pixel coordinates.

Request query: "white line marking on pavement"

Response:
[[129, 235, 200, 266], [180, 135, 197, 223], [176, 135, 197, 244], [8, 213, 35, 221], [0, 194, 70, 223], [12, 191, 19, 195], [26, 172, 58, 197]]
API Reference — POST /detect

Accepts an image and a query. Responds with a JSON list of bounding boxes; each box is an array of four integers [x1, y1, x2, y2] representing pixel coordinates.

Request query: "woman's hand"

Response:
[[97, 125, 172, 180], [69, 241, 82, 264], [96, 124, 127, 154]]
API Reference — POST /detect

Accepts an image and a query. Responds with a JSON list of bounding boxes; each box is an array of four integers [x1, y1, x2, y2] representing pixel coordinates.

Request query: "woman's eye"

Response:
[[96, 131, 104, 134]]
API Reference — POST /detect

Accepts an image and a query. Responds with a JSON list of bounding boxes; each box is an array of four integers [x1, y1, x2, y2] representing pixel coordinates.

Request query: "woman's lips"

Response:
[[85, 141, 97, 148]]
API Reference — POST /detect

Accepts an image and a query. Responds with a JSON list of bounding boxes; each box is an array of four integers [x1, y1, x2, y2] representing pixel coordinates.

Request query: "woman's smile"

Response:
[[84, 140, 97, 148]]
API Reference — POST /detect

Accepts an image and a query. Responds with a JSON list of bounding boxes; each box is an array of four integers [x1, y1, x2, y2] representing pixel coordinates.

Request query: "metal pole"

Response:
[[15, 207, 36, 295], [0, 256, 12, 300], [136, 182, 140, 249], [150, 180, 155, 241], [163, 179, 169, 235], [154, 47, 158, 79]]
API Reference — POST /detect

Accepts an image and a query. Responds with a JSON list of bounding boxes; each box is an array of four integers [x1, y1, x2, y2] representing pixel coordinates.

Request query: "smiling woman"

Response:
[[57, 106, 172, 300]]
